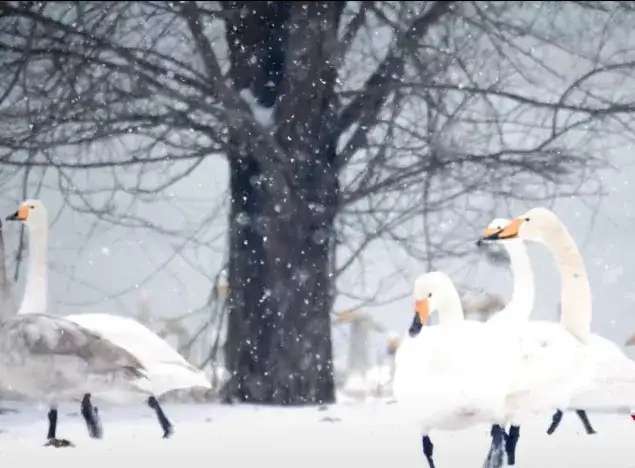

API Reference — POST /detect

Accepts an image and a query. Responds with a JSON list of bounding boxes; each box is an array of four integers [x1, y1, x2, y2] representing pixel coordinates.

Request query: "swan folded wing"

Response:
[[504, 323, 591, 417], [65, 313, 211, 393], [567, 338, 635, 411], [0, 314, 146, 379], [65, 313, 198, 370]]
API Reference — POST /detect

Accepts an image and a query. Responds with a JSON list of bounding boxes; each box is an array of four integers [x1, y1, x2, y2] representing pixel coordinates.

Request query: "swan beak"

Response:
[[6, 205, 28, 221], [415, 298, 429, 324], [408, 299, 430, 337], [480, 218, 523, 241], [408, 312, 422, 337], [478, 226, 501, 244]]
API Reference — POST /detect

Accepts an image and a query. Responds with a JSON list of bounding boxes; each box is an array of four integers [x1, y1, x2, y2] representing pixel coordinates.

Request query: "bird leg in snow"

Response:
[[422, 435, 435, 468], [46, 408, 56, 440], [148, 396, 173, 438], [44, 408, 74, 448], [81, 393, 103, 439], [575, 410, 596, 434], [546, 409, 563, 435], [504, 425, 520, 465], [482, 424, 505, 468]]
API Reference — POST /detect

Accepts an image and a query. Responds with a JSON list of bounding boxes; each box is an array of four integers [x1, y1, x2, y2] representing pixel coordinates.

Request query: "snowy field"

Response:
[[1, 398, 634, 467]]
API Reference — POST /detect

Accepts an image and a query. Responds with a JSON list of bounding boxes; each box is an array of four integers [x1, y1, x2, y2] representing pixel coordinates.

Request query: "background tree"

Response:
[[1, 1, 635, 404]]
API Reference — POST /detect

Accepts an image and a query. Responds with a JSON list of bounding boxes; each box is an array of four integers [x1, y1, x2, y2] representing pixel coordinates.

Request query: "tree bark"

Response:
[[223, 1, 342, 404]]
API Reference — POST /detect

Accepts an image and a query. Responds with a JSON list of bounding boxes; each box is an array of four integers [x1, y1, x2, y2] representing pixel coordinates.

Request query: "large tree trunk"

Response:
[[223, 1, 342, 404]]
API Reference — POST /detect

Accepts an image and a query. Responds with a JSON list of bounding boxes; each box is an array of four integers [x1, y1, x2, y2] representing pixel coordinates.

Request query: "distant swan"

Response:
[[2, 200, 210, 446]]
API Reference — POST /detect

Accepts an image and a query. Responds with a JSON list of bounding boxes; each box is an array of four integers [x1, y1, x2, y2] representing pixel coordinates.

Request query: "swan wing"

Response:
[[65, 313, 211, 395], [505, 322, 590, 418], [567, 335, 635, 412], [0, 314, 150, 399], [0, 314, 145, 376]]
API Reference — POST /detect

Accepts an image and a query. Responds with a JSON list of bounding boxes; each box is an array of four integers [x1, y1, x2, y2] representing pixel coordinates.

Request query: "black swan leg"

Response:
[[44, 407, 74, 448], [46, 408, 57, 440], [148, 396, 173, 438], [504, 425, 520, 465], [546, 409, 564, 435], [483, 424, 505, 468], [81, 393, 103, 439], [575, 409, 596, 434], [422, 434, 435, 468]]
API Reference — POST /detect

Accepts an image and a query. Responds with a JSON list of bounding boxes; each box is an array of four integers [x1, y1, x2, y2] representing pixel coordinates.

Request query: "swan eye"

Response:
[[29, 205, 35, 209], [525, 217, 530, 222], [427, 293, 432, 298]]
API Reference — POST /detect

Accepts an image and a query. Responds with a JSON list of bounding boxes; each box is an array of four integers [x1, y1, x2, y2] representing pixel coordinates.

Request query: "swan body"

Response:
[[394, 320, 511, 430], [567, 334, 635, 412], [393, 272, 513, 432], [0, 313, 150, 403], [502, 322, 591, 421]]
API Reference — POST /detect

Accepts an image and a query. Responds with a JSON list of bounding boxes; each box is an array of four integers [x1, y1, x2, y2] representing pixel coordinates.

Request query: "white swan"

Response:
[[482, 218, 597, 436], [2, 199, 210, 445], [484, 208, 635, 419], [393, 272, 515, 468]]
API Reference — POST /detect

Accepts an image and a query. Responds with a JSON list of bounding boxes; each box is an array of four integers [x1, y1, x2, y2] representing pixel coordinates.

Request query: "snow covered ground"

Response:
[[0, 398, 634, 467]]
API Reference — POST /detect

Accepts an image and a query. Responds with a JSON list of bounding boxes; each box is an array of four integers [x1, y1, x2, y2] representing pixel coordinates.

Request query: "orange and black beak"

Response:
[[409, 298, 430, 337], [479, 218, 523, 242], [6, 204, 28, 222], [476, 225, 503, 246]]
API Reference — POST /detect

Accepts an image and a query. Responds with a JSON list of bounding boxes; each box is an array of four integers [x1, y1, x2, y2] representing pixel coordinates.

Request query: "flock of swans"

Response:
[[393, 208, 635, 467], [0, 198, 632, 466], [0, 200, 211, 447]]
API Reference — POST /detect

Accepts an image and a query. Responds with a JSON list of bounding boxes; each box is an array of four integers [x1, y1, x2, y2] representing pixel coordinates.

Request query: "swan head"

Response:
[[481, 207, 559, 244], [6, 199, 48, 231], [409, 272, 461, 336], [483, 218, 511, 239], [477, 218, 518, 264]]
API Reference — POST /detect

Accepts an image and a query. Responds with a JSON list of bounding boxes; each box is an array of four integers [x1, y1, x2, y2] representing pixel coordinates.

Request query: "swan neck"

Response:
[[0, 227, 9, 290], [544, 223, 591, 341], [0, 227, 14, 319], [438, 286, 464, 324], [18, 225, 48, 315], [504, 241, 534, 320]]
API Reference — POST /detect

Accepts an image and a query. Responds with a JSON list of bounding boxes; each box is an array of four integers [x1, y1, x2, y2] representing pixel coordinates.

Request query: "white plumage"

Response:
[[65, 313, 210, 399]]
